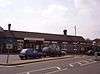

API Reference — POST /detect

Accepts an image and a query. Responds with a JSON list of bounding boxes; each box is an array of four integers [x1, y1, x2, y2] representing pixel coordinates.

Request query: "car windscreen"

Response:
[[20, 49, 28, 53]]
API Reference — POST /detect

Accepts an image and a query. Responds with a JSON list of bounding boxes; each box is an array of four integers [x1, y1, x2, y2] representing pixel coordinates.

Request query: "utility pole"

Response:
[[74, 25, 76, 36], [74, 25, 77, 55]]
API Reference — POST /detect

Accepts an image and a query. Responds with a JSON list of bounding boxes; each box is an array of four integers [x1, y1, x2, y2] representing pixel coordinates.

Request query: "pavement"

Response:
[[0, 54, 75, 66]]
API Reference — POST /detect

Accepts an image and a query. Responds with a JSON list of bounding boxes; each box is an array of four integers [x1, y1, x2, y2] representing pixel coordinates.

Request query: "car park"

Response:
[[19, 48, 42, 60]]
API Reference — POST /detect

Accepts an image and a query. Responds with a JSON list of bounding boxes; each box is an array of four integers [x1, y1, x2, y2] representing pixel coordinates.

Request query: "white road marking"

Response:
[[46, 61, 97, 74], [86, 59, 96, 62], [17, 66, 57, 74], [0, 65, 25, 68], [0, 65, 16, 68], [27, 72, 30, 74], [77, 62, 82, 65], [46, 67, 68, 74], [16, 58, 97, 74], [77, 59, 97, 66], [69, 64, 74, 67], [45, 70, 60, 74], [56, 67, 61, 71], [45, 67, 63, 74], [80, 61, 96, 66]]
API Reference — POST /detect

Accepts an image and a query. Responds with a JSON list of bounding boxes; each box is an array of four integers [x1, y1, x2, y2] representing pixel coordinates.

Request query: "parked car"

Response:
[[42, 46, 66, 57], [94, 46, 100, 57], [86, 46, 100, 56], [94, 52, 100, 61], [86, 50, 94, 55], [19, 48, 42, 60], [42, 46, 61, 57]]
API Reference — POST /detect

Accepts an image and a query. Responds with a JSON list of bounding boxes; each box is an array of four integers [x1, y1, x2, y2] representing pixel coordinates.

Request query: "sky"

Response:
[[0, 0, 100, 39]]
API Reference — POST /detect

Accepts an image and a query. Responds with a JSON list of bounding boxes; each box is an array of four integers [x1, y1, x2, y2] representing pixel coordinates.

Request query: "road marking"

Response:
[[56, 67, 61, 71], [45, 70, 60, 74], [17, 66, 57, 74], [80, 61, 96, 66], [77, 62, 82, 65], [69, 64, 74, 67], [45, 67, 63, 74], [27, 72, 30, 74], [0, 65, 24, 68], [45, 59, 97, 74], [0, 65, 16, 68], [46, 61, 97, 74], [46, 67, 68, 74], [16, 58, 97, 74]]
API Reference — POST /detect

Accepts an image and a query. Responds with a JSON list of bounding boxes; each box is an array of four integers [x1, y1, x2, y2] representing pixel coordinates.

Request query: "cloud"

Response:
[[0, 0, 15, 7], [0, 0, 100, 39]]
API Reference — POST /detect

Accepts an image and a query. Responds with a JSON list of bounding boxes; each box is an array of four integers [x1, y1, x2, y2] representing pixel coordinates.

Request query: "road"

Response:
[[52, 62, 100, 74], [0, 55, 99, 74]]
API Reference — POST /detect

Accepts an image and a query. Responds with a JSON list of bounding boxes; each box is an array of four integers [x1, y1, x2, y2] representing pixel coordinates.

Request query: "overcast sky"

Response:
[[0, 0, 100, 39]]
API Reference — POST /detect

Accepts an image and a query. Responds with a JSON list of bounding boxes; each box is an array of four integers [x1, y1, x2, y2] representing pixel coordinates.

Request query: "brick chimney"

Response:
[[8, 24, 11, 31], [63, 29, 67, 35]]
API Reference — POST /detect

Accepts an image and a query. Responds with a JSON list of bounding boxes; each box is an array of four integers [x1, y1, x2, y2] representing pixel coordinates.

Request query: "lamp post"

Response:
[[74, 25, 76, 36]]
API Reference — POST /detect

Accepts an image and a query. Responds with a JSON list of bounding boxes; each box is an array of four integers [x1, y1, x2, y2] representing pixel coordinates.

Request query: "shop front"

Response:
[[23, 37, 44, 51]]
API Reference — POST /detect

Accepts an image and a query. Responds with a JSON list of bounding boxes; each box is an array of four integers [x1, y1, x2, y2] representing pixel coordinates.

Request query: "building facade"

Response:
[[0, 30, 86, 54], [93, 39, 100, 46]]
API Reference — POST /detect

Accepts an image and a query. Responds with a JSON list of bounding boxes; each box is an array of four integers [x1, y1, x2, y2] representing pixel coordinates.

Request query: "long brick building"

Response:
[[0, 30, 86, 53]]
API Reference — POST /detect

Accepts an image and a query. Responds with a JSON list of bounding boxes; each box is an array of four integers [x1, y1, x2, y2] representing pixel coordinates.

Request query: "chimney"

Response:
[[63, 29, 67, 35], [8, 24, 11, 31]]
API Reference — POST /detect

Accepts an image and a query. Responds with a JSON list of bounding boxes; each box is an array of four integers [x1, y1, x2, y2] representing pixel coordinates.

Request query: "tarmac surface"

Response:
[[0, 55, 99, 74]]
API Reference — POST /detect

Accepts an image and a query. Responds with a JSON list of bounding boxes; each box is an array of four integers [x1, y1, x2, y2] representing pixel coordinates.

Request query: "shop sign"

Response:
[[24, 37, 44, 41]]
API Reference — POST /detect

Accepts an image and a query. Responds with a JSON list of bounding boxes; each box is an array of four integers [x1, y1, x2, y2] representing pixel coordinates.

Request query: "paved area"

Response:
[[0, 55, 98, 74], [0, 54, 20, 64], [17, 58, 96, 74], [0, 54, 74, 65], [0, 54, 94, 65]]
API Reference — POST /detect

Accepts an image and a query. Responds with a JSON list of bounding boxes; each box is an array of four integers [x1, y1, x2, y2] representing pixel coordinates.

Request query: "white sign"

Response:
[[24, 37, 44, 41]]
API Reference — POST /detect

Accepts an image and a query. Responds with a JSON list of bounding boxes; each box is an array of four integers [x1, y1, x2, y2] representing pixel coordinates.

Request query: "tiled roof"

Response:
[[0, 30, 85, 42], [93, 39, 100, 42]]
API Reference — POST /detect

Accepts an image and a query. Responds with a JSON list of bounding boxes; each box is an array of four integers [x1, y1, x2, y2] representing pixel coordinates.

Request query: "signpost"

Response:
[[6, 43, 13, 63], [6, 24, 12, 64]]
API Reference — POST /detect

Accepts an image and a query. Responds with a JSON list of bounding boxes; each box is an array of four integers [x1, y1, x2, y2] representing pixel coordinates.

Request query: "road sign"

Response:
[[6, 43, 13, 49]]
